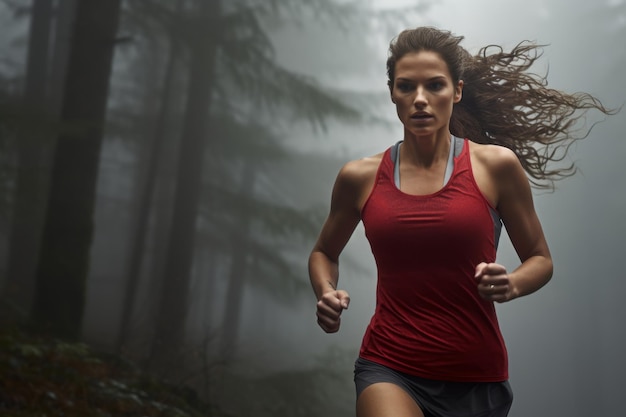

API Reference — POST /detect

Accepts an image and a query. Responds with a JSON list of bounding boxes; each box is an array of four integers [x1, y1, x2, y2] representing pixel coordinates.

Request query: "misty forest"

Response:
[[0, 0, 624, 416]]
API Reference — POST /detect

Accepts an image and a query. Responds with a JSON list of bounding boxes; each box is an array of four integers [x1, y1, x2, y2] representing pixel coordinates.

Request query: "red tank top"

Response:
[[359, 139, 508, 382]]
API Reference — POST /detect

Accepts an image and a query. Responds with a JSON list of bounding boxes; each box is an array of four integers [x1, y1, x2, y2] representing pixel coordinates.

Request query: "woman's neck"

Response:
[[401, 129, 451, 168]]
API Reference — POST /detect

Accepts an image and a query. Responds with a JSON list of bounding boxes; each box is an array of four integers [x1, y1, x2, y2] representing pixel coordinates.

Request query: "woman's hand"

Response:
[[316, 290, 351, 333], [475, 262, 516, 303]]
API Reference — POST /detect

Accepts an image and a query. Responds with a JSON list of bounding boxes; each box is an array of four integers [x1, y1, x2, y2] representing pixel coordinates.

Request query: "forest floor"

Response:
[[0, 305, 225, 417]]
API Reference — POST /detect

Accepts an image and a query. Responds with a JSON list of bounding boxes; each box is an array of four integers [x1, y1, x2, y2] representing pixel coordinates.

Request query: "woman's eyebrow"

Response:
[[395, 75, 447, 82]]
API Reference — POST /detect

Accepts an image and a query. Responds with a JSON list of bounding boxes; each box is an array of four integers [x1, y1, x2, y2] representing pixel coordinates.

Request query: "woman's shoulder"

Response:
[[331, 151, 385, 211], [468, 141, 521, 175], [337, 152, 385, 185], [468, 141, 527, 207]]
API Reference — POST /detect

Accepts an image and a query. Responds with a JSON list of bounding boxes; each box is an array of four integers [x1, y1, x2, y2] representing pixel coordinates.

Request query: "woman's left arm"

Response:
[[476, 146, 553, 303]]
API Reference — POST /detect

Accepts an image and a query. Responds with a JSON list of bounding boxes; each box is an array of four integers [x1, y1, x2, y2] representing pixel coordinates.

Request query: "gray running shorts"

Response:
[[354, 357, 513, 417]]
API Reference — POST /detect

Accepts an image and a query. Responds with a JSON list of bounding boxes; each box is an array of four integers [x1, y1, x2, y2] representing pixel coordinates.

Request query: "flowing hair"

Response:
[[387, 27, 618, 189]]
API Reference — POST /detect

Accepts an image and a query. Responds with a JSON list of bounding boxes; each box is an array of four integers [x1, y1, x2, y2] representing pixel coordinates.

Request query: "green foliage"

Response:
[[0, 326, 361, 417], [0, 330, 226, 417]]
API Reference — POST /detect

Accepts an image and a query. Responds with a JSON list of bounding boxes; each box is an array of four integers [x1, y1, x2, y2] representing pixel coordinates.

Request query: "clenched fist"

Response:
[[316, 290, 350, 333]]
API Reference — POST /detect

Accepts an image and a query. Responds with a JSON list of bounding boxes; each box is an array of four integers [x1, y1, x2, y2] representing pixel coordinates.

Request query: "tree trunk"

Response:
[[116, 26, 182, 355], [30, 0, 122, 339], [48, 0, 76, 113], [219, 163, 255, 360], [3, 0, 53, 318], [149, 0, 219, 373]]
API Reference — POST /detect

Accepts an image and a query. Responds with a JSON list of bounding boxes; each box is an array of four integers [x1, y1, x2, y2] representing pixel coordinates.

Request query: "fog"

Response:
[[0, 0, 624, 416]]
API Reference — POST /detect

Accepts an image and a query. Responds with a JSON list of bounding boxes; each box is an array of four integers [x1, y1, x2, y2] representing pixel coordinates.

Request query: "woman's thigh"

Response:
[[357, 382, 425, 417]]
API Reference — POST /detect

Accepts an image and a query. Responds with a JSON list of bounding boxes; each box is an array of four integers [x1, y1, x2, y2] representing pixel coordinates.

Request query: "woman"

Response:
[[308, 27, 615, 417]]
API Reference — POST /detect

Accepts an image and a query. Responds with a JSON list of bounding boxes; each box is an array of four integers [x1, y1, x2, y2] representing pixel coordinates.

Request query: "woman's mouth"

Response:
[[410, 112, 433, 121]]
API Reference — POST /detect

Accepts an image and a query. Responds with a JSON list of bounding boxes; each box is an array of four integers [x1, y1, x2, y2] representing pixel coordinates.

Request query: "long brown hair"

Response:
[[387, 27, 618, 188]]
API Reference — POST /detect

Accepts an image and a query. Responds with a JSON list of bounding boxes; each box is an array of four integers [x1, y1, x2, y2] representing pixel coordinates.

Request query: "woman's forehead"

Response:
[[394, 51, 451, 79]]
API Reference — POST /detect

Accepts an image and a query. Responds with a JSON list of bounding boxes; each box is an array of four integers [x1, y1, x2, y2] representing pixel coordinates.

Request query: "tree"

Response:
[[115, 0, 185, 355], [3, 0, 53, 317], [144, 0, 370, 372], [149, 0, 220, 372], [31, 0, 122, 339]]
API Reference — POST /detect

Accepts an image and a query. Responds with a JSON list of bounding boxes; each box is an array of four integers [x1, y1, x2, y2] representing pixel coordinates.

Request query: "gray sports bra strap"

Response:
[[453, 135, 463, 157], [391, 140, 402, 187], [443, 136, 463, 184], [391, 136, 462, 188]]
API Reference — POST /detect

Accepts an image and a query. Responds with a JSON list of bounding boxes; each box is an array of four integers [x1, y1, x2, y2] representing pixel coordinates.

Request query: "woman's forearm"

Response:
[[308, 249, 340, 301], [508, 255, 553, 300]]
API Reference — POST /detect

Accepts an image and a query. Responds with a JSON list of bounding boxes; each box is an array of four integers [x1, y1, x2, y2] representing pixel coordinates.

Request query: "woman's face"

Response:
[[390, 50, 463, 138]]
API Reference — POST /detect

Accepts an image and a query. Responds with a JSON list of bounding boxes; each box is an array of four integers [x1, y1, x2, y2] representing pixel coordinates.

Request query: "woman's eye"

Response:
[[429, 82, 444, 90], [396, 83, 412, 92]]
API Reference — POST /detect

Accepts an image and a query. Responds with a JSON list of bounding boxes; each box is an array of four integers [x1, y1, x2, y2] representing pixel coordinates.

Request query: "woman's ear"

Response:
[[388, 81, 395, 103], [454, 80, 464, 103]]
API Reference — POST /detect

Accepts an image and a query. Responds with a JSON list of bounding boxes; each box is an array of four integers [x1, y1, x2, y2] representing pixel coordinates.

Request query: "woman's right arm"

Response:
[[308, 158, 375, 333]]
